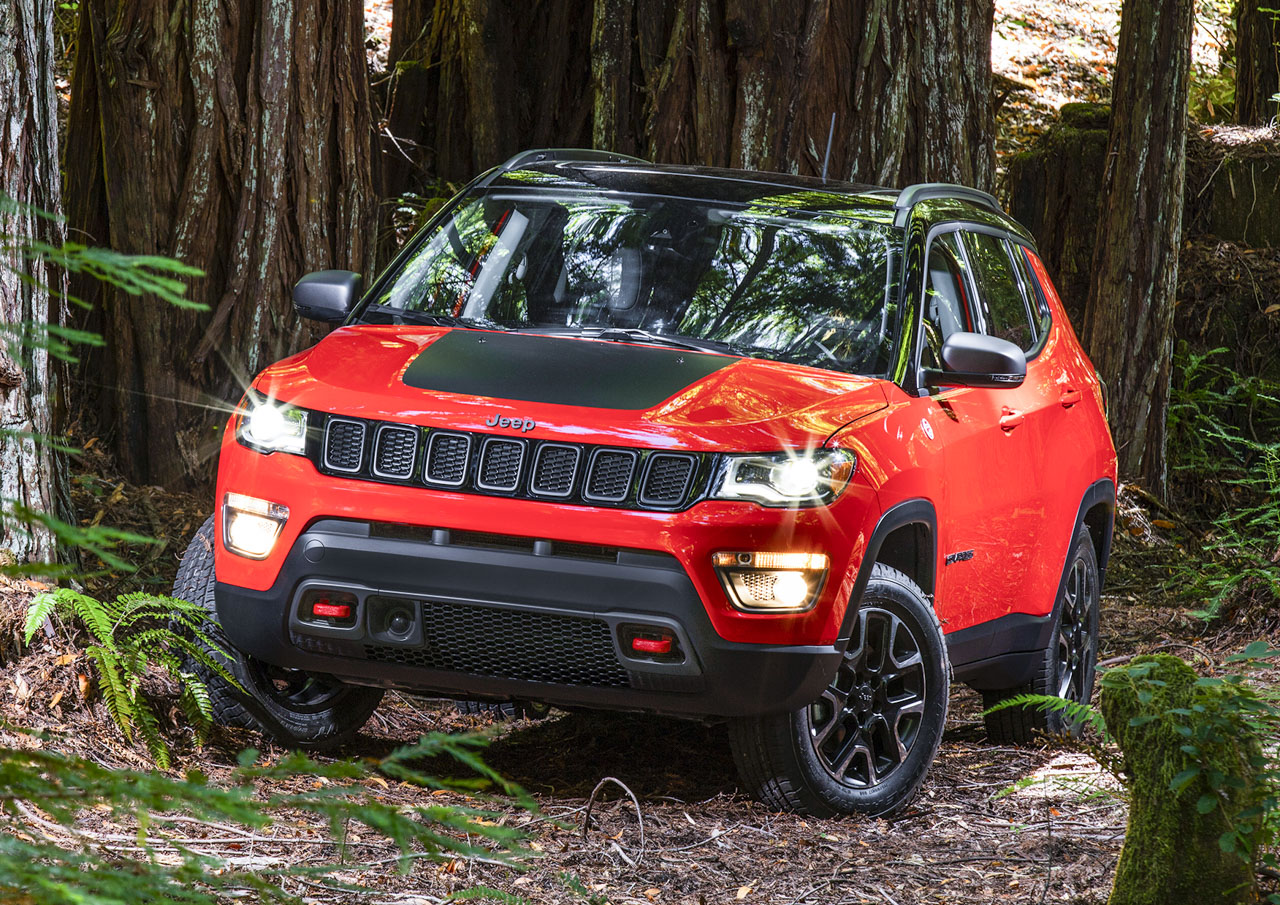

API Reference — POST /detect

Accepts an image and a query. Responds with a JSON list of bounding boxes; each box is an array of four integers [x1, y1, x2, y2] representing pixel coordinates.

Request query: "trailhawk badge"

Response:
[[485, 413, 536, 433]]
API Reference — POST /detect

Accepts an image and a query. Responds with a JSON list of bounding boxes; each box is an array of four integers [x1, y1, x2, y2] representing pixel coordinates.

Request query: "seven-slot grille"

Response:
[[316, 416, 708, 510]]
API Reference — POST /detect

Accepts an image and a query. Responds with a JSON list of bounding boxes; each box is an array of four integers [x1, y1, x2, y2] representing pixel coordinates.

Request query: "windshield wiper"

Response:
[[360, 305, 501, 329], [531, 326, 740, 355]]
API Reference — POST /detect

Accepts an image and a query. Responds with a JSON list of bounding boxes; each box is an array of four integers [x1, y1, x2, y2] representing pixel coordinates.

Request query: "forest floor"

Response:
[[5, 2, 1268, 904]]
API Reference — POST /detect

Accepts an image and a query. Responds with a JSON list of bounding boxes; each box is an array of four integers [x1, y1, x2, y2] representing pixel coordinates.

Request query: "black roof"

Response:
[[484, 156, 1031, 242]]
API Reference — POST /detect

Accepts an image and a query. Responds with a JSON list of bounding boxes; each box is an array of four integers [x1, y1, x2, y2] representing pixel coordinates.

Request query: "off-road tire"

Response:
[[728, 564, 949, 818], [982, 525, 1101, 745], [173, 516, 383, 748], [454, 700, 548, 720]]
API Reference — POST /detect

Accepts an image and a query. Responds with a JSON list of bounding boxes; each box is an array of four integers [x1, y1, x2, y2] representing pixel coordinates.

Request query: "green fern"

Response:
[[24, 589, 239, 767], [983, 692, 1110, 738]]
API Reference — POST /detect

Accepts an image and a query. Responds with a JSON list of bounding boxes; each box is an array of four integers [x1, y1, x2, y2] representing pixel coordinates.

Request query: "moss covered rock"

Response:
[[1101, 654, 1263, 905]]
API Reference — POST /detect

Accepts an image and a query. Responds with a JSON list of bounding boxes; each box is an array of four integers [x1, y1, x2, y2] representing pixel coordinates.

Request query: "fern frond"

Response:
[[85, 645, 136, 744], [984, 692, 1109, 739], [22, 592, 58, 645]]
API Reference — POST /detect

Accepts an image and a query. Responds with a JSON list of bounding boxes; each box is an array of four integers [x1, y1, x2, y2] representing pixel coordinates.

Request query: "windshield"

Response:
[[359, 189, 899, 375]]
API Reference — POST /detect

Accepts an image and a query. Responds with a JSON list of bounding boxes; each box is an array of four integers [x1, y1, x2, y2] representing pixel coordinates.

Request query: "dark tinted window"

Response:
[[962, 232, 1036, 352], [920, 231, 974, 371], [1008, 243, 1051, 338]]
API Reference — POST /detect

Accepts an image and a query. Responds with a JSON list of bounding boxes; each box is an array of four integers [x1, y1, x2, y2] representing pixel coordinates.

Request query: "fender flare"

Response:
[[837, 498, 938, 644]]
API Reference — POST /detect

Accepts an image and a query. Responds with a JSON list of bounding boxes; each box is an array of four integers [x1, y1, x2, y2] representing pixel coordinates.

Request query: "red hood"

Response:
[[254, 326, 888, 451]]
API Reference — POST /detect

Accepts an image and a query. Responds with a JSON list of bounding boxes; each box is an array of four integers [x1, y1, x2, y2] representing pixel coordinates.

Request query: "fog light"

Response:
[[223, 492, 289, 559], [713, 551, 829, 612]]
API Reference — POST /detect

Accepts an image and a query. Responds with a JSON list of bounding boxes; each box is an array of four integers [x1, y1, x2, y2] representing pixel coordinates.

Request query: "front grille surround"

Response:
[[311, 414, 713, 511], [424, 431, 471, 487], [476, 438, 527, 493], [530, 443, 581, 498], [372, 424, 419, 479], [639, 453, 699, 507], [323, 418, 367, 473]]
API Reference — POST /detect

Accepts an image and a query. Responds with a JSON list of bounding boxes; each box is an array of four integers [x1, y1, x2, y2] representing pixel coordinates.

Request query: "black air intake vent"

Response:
[[323, 419, 366, 473], [373, 425, 418, 479], [530, 444, 579, 497], [424, 432, 470, 486], [639, 454, 697, 507], [477, 439, 526, 492]]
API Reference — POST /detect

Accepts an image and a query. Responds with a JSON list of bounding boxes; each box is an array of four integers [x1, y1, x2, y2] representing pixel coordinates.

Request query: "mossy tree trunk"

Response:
[[1101, 654, 1262, 905], [1235, 0, 1280, 126], [64, 0, 376, 489], [1082, 0, 1194, 497], [382, 0, 997, 201], [0, 0, 64, 563]]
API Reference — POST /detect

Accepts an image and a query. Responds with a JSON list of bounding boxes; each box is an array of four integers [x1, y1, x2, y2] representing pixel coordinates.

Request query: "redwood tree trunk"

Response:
[[382, 0, 996, 202], [65, 0, 375, 489], [0, 0, 64, 564], [1082, 0, 1195, 495], [1236, 0, 1280, 126]]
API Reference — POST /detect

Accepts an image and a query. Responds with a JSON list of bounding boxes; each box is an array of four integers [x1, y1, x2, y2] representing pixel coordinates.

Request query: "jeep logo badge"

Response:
[[485, 413, 536, 433]]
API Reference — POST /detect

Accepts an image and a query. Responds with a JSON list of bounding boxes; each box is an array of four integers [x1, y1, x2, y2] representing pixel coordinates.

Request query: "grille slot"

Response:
[[639, 453, 698, 507], [323, 419, 366, 473], [477, 438, 526, 492], [364, 600, 630, 687], [584, 449, 637, 502], [424, 432, 471, 486], [530, 444, 580, 497], [373, 425, 418, 479]]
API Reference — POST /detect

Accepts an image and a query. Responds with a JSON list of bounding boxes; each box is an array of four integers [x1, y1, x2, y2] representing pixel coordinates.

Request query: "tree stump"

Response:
[[1003, 102, 1110, 329], [1101, 654, 1263, 905]]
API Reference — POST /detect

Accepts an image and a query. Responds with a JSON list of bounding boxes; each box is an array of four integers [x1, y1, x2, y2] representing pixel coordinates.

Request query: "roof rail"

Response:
[[498, 148, 650, 172], [892, 182, 1002, 227]]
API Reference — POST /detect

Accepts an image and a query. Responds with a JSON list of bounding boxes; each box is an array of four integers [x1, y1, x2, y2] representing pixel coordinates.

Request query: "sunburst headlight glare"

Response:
[[712, 449, 856, 507], [238, 398, 308, 455]]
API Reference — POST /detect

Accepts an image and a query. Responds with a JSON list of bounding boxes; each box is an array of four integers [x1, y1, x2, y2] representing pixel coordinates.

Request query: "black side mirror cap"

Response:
[[922, 331, 1027, 389], [293, 270, 362, 324]]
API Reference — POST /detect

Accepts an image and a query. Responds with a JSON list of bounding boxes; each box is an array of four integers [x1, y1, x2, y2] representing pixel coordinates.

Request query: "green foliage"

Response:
[[24, 589, 240, 768], [0, 731, 531, 905], [0, 191, 206, 579], [1164, 347, 1280, 619]]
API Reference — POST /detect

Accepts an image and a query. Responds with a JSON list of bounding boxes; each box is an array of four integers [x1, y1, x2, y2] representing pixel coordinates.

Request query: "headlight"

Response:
[[237, 395, 308, 455], [711, 449, 856, 507]]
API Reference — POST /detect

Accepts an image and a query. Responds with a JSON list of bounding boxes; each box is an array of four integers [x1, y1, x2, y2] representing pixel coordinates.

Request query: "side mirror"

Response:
[[923, 332, 1026, 389], [292, 270, 362, 324]]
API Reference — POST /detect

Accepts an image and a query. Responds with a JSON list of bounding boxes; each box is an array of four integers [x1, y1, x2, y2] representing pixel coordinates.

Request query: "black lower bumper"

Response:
[[215, 520, 842, 719]]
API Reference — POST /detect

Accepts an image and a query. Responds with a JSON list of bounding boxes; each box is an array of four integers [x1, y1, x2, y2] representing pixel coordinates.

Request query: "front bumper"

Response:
[[216, 519, 843, 718]]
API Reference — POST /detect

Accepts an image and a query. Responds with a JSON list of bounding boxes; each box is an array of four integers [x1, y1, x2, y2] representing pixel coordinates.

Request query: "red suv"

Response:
[[176, 150, 1117, 817]]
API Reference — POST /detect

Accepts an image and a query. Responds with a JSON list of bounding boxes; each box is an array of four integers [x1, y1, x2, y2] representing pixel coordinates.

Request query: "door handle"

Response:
[[1000, 407, 1024, 431], [1060, 387, 1082, 408]]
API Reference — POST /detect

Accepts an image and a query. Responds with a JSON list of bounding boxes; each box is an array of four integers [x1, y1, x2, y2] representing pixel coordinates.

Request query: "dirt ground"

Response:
[[5, 547, 1278, 905]]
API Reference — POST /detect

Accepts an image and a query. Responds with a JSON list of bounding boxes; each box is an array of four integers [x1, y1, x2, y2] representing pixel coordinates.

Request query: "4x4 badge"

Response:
[[485, 413, 536, 433]]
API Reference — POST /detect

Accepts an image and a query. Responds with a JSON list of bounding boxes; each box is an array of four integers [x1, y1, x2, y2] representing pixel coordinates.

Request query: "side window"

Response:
[[1008, 244, 1052, 339], [962, 232, 1037, 352], [920, 231, 974, 371]]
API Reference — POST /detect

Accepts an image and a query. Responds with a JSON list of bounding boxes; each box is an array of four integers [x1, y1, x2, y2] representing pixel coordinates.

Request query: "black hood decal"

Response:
[[401, 330, 738, 410]]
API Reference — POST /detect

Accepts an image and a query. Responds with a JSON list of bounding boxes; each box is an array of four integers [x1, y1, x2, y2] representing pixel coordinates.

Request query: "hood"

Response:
[[255, 326, 888, 451]]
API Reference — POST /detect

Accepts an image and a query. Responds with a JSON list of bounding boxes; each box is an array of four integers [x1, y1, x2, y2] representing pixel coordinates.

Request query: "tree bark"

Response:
[[1082, 0, 1195, 496], [1235, 0, 1280, 126], [382, 0, 997, 201], [65, 0, 376, 489], [0, 0, 64, 564]]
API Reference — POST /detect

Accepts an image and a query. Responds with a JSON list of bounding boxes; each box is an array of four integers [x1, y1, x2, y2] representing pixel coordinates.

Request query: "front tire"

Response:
[[173, 516, 384, 749], [982, 524, 1101, 745], [728, 564, 949, 817]]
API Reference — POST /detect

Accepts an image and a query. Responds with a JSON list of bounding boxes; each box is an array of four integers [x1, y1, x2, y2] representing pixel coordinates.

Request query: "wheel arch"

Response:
[[1078, 478, 1116, 582], [838, 499, 938, 644]]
